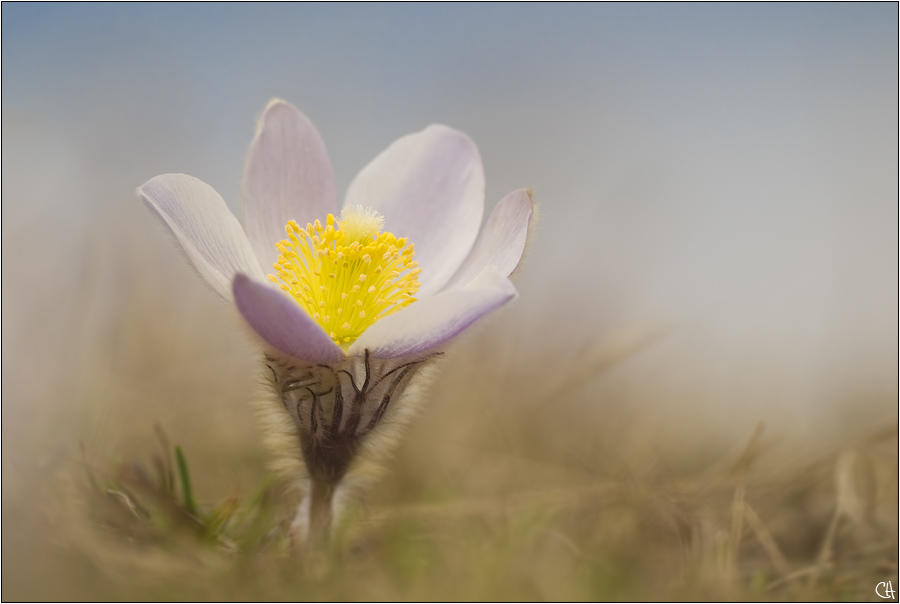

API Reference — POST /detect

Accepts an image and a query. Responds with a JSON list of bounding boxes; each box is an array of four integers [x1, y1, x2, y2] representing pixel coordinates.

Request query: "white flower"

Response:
[[138, 99, 534, 543], [139, 99, 533, 364]]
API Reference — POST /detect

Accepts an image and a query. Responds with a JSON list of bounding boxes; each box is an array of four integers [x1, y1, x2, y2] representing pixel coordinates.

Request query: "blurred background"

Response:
[[2, 4, 897, 600]]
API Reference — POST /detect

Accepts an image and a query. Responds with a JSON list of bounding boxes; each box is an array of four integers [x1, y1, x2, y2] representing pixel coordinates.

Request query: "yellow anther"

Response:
[[266, 206, 420, 347]]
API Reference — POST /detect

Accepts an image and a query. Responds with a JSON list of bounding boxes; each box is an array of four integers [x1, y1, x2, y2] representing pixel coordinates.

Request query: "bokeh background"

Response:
[[2, 4, 897, 600]]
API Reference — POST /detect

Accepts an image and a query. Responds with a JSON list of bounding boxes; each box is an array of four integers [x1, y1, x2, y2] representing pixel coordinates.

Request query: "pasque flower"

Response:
[[139, 99, 533, 544]]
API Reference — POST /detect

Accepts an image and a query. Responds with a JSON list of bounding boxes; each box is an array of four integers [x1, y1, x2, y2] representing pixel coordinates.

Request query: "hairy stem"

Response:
[[308, 479, 335, 549]]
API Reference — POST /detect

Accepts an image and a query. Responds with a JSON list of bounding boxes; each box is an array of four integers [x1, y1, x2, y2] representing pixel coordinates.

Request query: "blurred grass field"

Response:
[[2, 221, 896, 601]]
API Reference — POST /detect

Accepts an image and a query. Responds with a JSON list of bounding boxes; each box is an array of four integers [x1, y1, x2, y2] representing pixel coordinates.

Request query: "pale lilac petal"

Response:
[[348, 266, 516, 359], [243, 99, 339, 269], [139, 174, 265, 300], [442, 189, 534, 291], [344, 125, 484, 296], [232, 275, 345, 364]]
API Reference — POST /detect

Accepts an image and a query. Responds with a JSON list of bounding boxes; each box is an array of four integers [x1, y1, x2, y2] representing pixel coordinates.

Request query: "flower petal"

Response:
[[349, 266, 516, 359], [442, 189, 534, 291], [243, 99, 339, 269], [139, 174, 265, 300], [344, 124, 484, 296], [232, 275, 345, 364]]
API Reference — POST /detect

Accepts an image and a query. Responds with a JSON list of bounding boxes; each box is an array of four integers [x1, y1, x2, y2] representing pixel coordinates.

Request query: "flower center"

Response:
[[268, 206, 421, 346]]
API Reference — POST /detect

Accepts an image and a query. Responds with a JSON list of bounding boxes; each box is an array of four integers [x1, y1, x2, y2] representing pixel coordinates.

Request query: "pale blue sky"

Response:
[[3, 3, 897, 431]]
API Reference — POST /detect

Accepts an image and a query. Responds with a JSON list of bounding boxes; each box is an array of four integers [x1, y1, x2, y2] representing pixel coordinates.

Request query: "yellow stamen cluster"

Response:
[[268, 206, 420, 347]]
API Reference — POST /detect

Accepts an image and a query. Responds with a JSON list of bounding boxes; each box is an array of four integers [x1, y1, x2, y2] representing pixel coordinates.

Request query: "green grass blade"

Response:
[[174, 445, 198, 516]]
